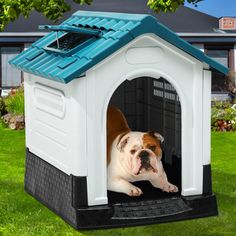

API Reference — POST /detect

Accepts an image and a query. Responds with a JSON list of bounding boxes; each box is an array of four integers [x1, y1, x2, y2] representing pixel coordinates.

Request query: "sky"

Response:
[[185, 0, 236, 18]]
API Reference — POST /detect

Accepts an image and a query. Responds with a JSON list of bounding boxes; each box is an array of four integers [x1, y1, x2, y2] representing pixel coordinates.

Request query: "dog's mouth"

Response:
[[136, 165, 158, 175], [133, 157, 158, 175]]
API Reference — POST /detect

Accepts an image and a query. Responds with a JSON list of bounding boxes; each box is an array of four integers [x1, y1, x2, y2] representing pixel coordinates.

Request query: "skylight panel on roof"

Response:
[[47, 32, 93, 53]]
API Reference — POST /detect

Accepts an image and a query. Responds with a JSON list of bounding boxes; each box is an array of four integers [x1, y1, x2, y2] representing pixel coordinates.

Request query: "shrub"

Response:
[[211, 100, 236, 131], [0, 97, 7, 116], [4, 87, 24, 115]]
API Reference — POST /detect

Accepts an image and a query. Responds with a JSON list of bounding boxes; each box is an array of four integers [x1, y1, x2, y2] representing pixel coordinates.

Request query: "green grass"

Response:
[[0, 123, 236, 236]]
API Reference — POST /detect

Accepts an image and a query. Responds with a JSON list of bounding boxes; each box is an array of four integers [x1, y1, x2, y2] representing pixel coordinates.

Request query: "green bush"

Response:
[[211, 100, 236, 131], [0, 97, 7, 116], [4, 87, 24, 115]]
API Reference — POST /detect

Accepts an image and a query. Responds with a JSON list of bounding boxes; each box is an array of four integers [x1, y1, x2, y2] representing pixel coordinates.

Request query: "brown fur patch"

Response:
[[107, 106, 130, 165], [142, 133, 162, 157]]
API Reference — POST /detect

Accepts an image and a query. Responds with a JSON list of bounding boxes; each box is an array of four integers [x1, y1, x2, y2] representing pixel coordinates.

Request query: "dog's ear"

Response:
[[117, 132, 129, 152], [148, 131, 164, 144]]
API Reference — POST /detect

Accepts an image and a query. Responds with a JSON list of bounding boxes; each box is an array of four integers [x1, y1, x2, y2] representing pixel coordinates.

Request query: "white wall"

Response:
[[85, 34, 206, 205], [24, 73, 88, 177]]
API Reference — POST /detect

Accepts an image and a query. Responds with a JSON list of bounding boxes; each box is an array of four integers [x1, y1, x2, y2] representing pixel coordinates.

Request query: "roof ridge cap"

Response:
[[72, 10, 152, 22]]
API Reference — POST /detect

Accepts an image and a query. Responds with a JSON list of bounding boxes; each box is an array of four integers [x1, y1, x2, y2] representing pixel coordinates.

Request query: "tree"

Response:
[[0, 0, 203, 31], [147, 0, 203, 13], [0, 0, 92, 31]]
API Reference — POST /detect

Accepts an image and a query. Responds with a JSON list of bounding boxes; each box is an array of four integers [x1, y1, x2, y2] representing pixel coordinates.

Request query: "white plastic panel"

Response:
[[125, 47, 164, 64], [25, 75, 87, 176], [85, 34, 205, 205], [182, 64, 203, 196], [33, 83, 65, 118], [29, 82, 70, 173], [202, 70, 212, 165]]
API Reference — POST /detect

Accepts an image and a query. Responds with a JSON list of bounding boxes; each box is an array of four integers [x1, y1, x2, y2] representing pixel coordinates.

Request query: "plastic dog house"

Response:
[[10, 11, 228, 229]]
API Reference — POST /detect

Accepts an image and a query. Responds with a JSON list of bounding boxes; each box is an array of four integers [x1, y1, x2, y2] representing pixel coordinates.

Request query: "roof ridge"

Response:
[[72, 10, 152, 22]]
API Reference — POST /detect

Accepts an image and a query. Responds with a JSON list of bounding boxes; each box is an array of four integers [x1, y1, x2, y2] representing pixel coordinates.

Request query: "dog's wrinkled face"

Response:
[[117, 131, 164, 176]]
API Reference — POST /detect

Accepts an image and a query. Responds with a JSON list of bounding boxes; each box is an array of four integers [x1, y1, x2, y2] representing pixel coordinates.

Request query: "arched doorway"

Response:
[[107, 76, 182, 203]]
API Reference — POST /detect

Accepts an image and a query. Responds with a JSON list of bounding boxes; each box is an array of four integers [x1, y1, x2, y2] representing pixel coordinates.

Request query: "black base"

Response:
[[75, 194, 218, 230], [25, 149, 218, 230]]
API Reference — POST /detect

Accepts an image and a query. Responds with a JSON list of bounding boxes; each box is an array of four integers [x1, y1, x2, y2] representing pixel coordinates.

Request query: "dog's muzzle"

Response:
[[136, 150, 158, 175]]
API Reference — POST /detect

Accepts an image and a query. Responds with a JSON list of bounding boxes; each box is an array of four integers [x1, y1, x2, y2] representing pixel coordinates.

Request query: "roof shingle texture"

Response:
[[9, 11, 229, 83]]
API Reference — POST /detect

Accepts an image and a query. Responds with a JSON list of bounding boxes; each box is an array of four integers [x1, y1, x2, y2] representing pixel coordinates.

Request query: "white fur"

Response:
[[107, 132, 178, 196]]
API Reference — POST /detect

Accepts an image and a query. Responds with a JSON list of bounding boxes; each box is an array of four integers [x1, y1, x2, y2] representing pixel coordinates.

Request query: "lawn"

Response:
[[0, 123, 236, 236]]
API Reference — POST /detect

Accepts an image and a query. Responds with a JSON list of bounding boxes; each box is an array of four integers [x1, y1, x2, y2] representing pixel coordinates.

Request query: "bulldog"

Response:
[[107, 106, 178, 196]]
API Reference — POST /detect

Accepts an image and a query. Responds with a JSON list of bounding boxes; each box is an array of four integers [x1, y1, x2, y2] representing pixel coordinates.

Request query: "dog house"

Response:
[[10, 11, 228, 229]]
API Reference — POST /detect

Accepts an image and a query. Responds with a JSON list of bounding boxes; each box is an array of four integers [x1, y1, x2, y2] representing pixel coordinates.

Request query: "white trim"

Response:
[[202, 70, 212, 165], [178, 33, 236, 37], [102, 68, 202, 198], [234, 44, 236, 74], [0, 32, 47, 37], [1, 32, 236, 38]]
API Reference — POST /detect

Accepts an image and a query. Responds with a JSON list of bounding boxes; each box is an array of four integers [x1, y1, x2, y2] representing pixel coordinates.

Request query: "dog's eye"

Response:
[[130, 149, 136, 155], [149, 145, 156, 151]]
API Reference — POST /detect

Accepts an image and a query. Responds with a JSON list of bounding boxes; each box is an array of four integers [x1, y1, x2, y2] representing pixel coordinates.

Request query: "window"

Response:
[[206, 48, 229, 92], [47, 32, 93, 52], [1, 47, 22, 89], [206, 50, 228, 67]]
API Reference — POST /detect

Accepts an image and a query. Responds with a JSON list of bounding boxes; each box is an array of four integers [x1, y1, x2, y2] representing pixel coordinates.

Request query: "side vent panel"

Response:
[[33, 83, 65, 118]]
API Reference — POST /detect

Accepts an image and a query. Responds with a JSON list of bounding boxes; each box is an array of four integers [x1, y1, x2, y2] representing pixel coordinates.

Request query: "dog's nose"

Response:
[[139, 150, 149, 162]]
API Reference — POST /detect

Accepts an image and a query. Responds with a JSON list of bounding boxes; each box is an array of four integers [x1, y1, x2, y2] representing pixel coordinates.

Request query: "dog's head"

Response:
[[117, 131, 164, 176]]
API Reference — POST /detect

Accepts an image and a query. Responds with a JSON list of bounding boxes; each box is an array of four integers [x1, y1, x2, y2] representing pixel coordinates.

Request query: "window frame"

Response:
[[44, 31, 97, 55], [204, 44, 234, 92], [205, 45, 231, 67], [0, 43, 24, 95]]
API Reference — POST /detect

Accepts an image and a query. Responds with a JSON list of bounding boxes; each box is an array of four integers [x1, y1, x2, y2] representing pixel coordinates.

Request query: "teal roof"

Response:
[[9, 11, 229, 84]]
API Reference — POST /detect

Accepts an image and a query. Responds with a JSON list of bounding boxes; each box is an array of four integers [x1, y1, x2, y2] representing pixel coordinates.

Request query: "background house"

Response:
[[0, 0, 235, 97]]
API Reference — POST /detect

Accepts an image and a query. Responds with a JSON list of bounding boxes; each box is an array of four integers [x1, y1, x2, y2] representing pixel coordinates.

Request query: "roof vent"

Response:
[[219, 17, 236, 30]]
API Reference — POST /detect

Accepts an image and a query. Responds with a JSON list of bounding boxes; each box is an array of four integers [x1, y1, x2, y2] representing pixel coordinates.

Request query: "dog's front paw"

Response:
[[128, 186, 143, 197], [163, 183, 178, 193]]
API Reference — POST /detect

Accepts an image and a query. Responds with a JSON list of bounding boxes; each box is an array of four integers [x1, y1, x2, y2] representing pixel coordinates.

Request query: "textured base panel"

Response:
[[75, 194, 218, 230], [113, 197, 191, 220], [25, 149, 78, 227], [25, 149, 218, 230]]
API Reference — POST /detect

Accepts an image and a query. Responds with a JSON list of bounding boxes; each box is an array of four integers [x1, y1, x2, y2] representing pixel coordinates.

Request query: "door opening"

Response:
[[107, 77, 182, 204]]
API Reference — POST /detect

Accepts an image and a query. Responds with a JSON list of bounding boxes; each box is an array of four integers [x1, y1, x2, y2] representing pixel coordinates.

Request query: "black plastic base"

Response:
[[25, 149, 218, 230], [75, 194, 218, 230]]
